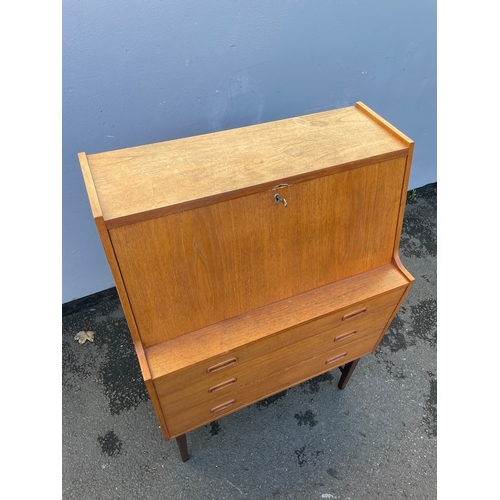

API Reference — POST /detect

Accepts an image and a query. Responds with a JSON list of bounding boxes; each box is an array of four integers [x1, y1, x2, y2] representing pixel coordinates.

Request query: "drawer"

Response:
[[164, 330, 380, 437], [156, 303, 395, 417], [154, 287, 404, 399]]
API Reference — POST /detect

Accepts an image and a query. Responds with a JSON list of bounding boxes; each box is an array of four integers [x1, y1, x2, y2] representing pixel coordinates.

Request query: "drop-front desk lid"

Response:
[[79, 102, 412, 228]]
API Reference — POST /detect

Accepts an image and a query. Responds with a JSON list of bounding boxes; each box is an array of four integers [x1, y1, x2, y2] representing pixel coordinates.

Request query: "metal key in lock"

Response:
[[274, 192, 287, 207]]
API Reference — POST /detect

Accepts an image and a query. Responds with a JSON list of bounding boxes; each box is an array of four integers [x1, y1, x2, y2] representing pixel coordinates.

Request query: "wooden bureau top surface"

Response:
[[80, 102, 411, 226]]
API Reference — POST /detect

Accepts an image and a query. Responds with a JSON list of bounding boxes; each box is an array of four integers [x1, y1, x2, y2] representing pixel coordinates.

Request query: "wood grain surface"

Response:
[[84, 103, 409, 227], [110, 158, 406, 345]]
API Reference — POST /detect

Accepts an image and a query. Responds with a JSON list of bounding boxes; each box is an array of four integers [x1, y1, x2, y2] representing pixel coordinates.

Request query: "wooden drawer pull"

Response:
[[326, 352, 347, 364], [210, 399, 236, 413], [207, 357, 237, 373], [334, 330, 357, 342], [208, 378, 237, 393], [342, 308, 367, 321]]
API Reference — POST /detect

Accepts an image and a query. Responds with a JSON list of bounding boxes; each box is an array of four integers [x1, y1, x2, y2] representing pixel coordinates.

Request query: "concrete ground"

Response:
[[62, 182, 437, 500]]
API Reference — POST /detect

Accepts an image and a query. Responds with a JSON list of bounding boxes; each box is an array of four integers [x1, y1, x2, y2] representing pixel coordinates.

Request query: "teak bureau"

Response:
[[79, 101, 415, 462]]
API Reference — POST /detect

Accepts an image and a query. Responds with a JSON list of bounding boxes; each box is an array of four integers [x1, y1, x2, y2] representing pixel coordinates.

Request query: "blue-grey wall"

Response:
[[63, 0, 436, 303]]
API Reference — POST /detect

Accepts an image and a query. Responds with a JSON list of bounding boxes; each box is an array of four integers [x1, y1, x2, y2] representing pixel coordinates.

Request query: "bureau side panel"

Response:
[[109, 157, 407, 346], [79, 152, 172, 441]]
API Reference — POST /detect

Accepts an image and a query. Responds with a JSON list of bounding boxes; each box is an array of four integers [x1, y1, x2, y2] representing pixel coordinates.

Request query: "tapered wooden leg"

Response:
[[176, 434, 190, 462], [338, 359, 360, 389]]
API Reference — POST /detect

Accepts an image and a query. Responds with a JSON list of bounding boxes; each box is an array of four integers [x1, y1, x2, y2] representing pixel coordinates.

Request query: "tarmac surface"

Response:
[[62, 182, 437, 500]]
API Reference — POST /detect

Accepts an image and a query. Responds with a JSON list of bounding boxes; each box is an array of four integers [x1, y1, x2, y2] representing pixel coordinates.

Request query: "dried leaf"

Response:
[[74, 330, 95, 344]]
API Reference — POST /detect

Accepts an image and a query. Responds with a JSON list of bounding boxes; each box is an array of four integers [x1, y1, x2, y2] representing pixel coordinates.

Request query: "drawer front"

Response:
[[164, 331, 380, 437], [156, 303, 395, 417], [155, 287, 403, 400]]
